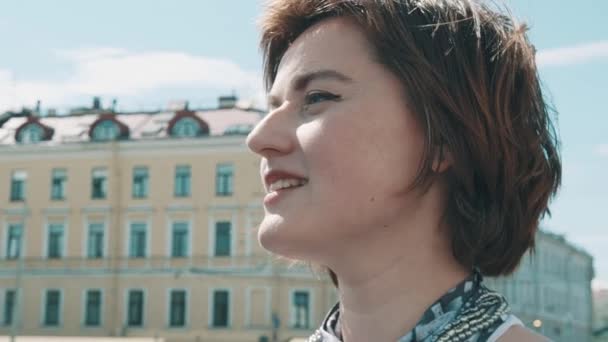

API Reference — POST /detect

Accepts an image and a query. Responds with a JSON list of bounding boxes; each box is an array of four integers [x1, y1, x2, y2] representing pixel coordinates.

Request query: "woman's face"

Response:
[[246, 17, 428, 261]]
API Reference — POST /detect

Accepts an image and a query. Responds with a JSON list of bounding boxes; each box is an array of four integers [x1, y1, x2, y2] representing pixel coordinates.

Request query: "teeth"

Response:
[[268, 178, 307, 192]]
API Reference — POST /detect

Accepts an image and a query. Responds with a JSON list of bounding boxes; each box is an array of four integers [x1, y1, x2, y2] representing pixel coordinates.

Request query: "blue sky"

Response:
[[0, 0, 606, 287]]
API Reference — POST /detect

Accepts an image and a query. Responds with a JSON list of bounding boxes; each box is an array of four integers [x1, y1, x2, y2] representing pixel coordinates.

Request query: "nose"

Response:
[[246, 103, 296, 158]]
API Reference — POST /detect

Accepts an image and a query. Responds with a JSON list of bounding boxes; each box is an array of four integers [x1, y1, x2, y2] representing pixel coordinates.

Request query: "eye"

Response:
[[304, 91, 340, 106]]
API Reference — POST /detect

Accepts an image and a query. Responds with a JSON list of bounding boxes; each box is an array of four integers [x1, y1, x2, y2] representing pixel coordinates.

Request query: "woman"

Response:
[[246, 0, 560, 341]]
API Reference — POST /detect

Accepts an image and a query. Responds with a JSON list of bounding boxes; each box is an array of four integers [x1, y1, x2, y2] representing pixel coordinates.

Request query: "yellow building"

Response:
[[0, 97, 336, 342]]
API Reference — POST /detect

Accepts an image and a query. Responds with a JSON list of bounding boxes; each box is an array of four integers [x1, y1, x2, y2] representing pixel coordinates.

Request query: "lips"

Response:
[[263, 170, 308, 193]]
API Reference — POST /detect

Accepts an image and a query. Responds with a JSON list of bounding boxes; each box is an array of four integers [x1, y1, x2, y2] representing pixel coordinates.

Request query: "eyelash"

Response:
[[303, 91, 341, 110]]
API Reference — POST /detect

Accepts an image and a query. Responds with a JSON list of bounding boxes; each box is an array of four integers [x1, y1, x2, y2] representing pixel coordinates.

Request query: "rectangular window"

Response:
[[171, 222, 189, 258], [215, 163, 234, 196], [10, 170, 26, 202], [84, 290, 102, 326], [44, 290, 61, 326], [47, 224, 64, 259], [129, 223, 147, 258], [3, 290, 16, 326], [50, 168, 67, 200], [174, 165, 191, 197], [91, 168, 108, 199], [127, 290, 144, 327], [214, 221, 231, 257], [169, 290, 186, 327], [6, 224, 23, 260], [212, 290, 229, 327], [87, 223, 104, 259], [132, 166, 149, 199], [293, 291, 310, 329]]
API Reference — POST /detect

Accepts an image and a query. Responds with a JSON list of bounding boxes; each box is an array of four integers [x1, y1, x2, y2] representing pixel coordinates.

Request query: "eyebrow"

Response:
[[267, 69, 353, 108]]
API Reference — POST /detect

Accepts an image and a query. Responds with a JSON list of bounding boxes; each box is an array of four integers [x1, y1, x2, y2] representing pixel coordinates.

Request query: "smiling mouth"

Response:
[[267, 178, 308, 193]]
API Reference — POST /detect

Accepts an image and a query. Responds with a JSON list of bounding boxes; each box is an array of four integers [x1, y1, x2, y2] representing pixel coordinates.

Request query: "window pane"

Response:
[[212, 291, 229, 327], [92, 120, 119, 141], [91, 168, 107, 199], [6, 224, 23, 259], [44, 290, 61, 326], [51, 168, 67, 200], [129, 223, 147, 258], [214, 222, 231, 257], [47, 224, 64, 259], [132, 167, 149, 198], [171, 222, 188, 257], [293, 291, 310, 329], [85, 290, 102, 326], [169, 290, 186, 327], [127, 290, 144, 326], [10, 171, 26, 201], [3, 290, 16, 326], [215, 164, 234, 196], [172, 117, 201, 137], [18, 124, 43, 143], [174, 165, 191, 197], [87, 223, 104, 258]]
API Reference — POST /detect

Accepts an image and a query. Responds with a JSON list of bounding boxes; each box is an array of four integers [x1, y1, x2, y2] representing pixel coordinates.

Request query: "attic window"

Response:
[[92, 120, 119, 141], [17, 123, 44, 143], [171, 117, 201, 138], [224, 124, 253, 136]]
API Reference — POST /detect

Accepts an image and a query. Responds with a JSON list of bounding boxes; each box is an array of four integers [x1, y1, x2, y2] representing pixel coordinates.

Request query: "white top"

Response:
[[487, 314, 525, 342]]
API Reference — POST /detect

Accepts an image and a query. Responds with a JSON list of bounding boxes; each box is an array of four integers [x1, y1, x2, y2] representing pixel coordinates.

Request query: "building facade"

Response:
[[485, 231, 595, 342], [0, 100, 336, 342], [594, 289, 608, 341], [0, 99, 595, 341]]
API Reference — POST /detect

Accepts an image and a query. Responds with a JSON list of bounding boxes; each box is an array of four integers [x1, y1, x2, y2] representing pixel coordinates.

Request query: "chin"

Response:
[[257, 218, 313, 261]]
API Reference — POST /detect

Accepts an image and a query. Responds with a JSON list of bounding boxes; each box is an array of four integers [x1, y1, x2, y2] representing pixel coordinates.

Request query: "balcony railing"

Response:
[[0, 255, 313, 276]]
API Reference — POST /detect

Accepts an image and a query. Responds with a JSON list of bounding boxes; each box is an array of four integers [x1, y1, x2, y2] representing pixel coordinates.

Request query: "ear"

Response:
[[432, 144, 453, 173]]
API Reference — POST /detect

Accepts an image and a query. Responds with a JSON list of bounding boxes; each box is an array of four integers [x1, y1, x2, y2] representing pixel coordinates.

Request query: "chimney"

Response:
[[92, 96, 102, 110], [218, 95, 237, 109], [35, 100, 41, 116]]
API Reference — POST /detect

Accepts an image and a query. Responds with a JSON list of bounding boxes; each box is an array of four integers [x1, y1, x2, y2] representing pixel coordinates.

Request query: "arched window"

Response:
[[92, 120, 119, 141], [171, 117, 201, 138], [17, 123, 44, 143]]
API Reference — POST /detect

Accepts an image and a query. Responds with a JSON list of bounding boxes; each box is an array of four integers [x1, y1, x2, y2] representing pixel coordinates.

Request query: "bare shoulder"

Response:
[[496, 325, 551, 342]]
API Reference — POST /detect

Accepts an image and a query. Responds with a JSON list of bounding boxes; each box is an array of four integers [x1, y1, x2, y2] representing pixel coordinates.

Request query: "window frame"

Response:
[[125, 288, 146, 328], [9, 170, 27, 202], [215, 163, 234, 197], [167, 288, 188, 328], [41, 289, 63, 327], [131, 166, 149, 199], [91, 167, 108, 200], [173, 165, 191, 197], [82, 289, 103, 327]]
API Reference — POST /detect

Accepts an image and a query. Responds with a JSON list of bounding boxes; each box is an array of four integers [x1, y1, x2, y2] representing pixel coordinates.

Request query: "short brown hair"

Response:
[[259, 0, 561, 280]]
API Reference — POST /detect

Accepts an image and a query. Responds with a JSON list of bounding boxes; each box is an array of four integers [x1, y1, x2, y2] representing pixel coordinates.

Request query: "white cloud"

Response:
[[596, 144, 608, 157], [0, 47, 264, 112], [537, 40, 608, 67]]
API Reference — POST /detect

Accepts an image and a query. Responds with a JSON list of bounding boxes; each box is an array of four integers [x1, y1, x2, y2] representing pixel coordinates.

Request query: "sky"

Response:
[[0, 0, 606, 287]]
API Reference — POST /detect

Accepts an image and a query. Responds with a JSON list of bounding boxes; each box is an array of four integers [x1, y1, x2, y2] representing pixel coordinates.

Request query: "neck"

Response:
[[324, 216, 470, 342]]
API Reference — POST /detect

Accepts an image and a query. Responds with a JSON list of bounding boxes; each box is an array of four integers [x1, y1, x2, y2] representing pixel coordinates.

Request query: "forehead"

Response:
[[272, 17, 376, 90]]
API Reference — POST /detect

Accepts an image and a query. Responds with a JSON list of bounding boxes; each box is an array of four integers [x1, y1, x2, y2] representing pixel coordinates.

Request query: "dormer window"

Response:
[[92, 120, 119, 141], [17, 123, 44, 143], [171, 117, 201, 138], [224, 124, 253, 136]]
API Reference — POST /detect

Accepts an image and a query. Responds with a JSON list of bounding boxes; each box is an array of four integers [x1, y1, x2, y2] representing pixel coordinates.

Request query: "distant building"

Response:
[[0, 96, 335, 342], [594, 289, 608, 341], [485, 230, 595, 342]]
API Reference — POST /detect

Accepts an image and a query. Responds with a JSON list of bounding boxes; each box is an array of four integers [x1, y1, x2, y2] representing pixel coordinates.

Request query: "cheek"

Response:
[[303, 114, 421, 226]]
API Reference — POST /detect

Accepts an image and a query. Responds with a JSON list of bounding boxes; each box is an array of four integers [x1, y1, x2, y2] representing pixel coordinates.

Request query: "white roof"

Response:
[[0, 107, 263, 146]]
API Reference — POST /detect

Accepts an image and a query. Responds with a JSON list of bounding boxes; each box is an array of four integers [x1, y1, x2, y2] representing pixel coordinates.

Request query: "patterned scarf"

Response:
[[309, 270, 512, 342]]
